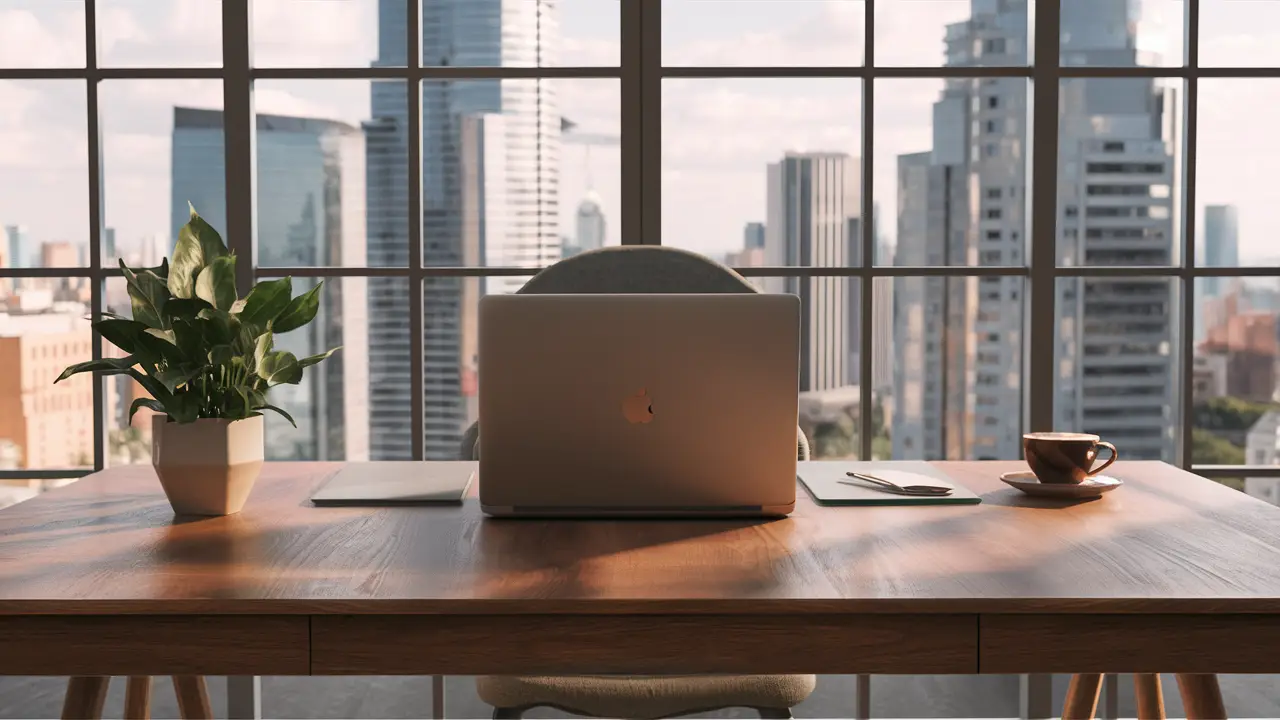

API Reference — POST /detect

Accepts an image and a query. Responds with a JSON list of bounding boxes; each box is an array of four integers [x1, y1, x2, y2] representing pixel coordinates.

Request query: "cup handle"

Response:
[[1088, 441, 1118, 476]]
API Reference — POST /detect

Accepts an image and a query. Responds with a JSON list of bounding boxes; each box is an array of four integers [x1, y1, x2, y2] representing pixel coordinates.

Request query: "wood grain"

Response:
[[60, 676, 108, 720], [312, 613, 976, 675], [1176, 674, 1227, 720], [0, 616, 308, 675], [123, 676, 151, 720], [1062, 673, 1103, 720], [0, 461, 1278, 616], [981, 614, 1280, 673], [172, 677, 211, 720], [1135, 674, 1166, 720]]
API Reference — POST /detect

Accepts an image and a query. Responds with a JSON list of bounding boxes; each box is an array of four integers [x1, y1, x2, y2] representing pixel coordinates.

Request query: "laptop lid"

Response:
[[477, 293, 799, 514]]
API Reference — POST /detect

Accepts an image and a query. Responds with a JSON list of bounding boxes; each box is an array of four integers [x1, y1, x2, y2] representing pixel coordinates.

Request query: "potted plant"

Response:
[[56, 206, 339, 516]]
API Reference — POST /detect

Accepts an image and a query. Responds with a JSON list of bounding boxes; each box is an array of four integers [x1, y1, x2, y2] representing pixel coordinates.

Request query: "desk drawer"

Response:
[[0, 615, 309, 675], [313, 613, 977, 675]]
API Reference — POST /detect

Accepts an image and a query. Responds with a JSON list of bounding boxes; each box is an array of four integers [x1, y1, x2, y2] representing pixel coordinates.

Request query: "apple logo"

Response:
[[622, 388, 655, 424]]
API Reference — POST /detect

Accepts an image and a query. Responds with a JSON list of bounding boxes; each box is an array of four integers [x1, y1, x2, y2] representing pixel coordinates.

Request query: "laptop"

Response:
[[478, 293, 800, 517]]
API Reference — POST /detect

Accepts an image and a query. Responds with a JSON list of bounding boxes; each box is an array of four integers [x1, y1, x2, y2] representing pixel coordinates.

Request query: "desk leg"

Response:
[[1176, 674, 1227, 719], [227, 676, 261, 720], [854, 674, 870, 720], [1102, 674, 1120, 720], [173, 676, 212, 720], [62, 676, 110, 720], [432, 675, 446, 719], [1020, 674, 1054, 720], [1063, 674, 1104, 720], [124, 677, 152, 720], [1134, 674, 1165, 719]]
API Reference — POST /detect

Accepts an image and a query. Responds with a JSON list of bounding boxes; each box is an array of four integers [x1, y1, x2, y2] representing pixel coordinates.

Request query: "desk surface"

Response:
[[1, 460, 1279, 616]]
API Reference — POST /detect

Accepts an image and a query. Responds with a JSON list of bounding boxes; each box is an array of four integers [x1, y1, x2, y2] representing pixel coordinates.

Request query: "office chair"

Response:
[[460, 245, 815, 720]]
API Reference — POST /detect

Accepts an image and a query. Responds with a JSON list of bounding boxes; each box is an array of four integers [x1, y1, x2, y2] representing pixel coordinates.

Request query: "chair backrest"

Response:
[[460, 246, 811, 460]]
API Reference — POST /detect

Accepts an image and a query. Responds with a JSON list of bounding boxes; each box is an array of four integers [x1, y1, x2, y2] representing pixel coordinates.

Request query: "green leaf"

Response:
[[144, 257, 170, 279], [236, 277, 292, 329], [119, 261, 169, 329], [154, 366, 202, 394], [55, 355, 138, 383], [207, 344, 234, 367], [195, 255, 238, 311], [95, 318, 147, 354], [257, 404, 297, 428], [298, 346, 341, 369], [163, 390, 200, 424], [196, 308, 238, 346], [163, 297, 211, 323], [256, 350, 302, 386], [170, 320, 204, 362], [127, 397, 166, 424], [272, 281, 323, 333], [254, 330, 273, 369], [169, 207, 228, 299], [138, 329, 187, 366]]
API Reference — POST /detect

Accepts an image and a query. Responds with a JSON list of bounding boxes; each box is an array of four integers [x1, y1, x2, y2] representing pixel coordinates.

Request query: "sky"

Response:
[[3, 0, 1280, 267]]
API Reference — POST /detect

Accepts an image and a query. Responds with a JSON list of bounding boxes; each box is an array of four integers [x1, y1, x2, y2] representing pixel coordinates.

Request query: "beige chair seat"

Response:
[[476, 674, 815, 719]]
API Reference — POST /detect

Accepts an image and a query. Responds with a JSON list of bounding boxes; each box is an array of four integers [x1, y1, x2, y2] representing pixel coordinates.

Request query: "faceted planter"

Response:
[[151, 414, 264, 516]]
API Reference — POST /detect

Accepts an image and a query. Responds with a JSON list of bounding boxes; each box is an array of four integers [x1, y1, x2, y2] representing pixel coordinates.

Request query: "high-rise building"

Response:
[[5, 226, 29, 293], [893, 0, 1177, 461], [369, 0, 560, 460], [575, 190, 606, 255], [765, 152, 860, 392], [1195, 204, 1240, 341], [103, 227, 117, 261], [743, 221, 765, 251], [172, 106, 370, 462]]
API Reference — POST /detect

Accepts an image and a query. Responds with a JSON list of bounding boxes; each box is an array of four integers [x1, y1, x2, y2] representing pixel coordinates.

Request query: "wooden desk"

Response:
[[1, 461, 1278, 686]]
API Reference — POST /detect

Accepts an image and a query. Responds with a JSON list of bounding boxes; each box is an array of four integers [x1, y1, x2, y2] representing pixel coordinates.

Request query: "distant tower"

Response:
[[575, 189, 606, 254]]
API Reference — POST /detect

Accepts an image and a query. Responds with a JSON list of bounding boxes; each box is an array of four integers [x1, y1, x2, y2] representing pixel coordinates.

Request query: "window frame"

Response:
[[2, 0, 1279, 482]]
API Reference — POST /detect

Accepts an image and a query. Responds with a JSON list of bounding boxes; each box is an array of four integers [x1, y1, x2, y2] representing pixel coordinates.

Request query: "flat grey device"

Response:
[[310, 462, 475, 506], [478, 293, 800, 518]]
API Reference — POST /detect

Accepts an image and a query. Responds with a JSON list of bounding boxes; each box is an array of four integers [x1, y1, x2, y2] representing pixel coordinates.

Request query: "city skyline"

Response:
[[7, 1, 1280, 262]]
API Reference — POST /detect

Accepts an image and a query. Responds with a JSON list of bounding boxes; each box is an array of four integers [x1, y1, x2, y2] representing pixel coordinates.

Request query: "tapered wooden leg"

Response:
[[62, 676, 110, 720], [1176, 674, 1227, 719], [172, 676, 212, 720], [124, 676, 152, 720], [1063, 673, 1105, 720], [1134, 674, 1166, 719]]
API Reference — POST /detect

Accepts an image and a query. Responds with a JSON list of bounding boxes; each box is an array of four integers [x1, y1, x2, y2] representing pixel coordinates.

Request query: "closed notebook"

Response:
[[798, 461, 981, 506], [311, 461, 475, 506]]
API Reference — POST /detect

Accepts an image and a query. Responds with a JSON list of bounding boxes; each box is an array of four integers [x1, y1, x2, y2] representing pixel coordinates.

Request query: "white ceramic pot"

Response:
[[151, 414, 264, 516]]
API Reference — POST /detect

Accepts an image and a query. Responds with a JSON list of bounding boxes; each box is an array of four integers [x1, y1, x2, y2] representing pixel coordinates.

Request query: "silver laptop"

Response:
[[478, 293, 800, 517]]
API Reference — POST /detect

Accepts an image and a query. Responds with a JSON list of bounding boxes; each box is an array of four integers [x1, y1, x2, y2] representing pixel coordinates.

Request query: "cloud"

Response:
[[252, 0, 377, 67], [0, 7, 84, 68]]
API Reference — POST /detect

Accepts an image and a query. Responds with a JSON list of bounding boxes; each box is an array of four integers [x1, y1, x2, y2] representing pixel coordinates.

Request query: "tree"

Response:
[[1191, 428, 1245, 465]]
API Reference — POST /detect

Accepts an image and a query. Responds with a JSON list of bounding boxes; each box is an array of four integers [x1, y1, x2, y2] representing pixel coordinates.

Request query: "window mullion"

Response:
[[1180, 0, 1200, 469], [221, 0, 254, 292], [859, 0, 875, 462], [1026, 0, 1061, 435], [408, 0, 425, 461], [86, 0, 105, 472]]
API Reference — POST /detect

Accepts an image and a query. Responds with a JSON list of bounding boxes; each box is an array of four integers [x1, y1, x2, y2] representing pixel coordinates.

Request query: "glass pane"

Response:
[[104, 79, 223, 268], [422, 79, 619, 267], [0, 288, 94, 470], [1057, 78, 1181, 267], [662, 0, 863, 66], [1200, 0, 1279, 67], [0, 0, 85, 68], [254, 0, 384, 68], [1058, 0, 1183, 67], [662, 79, 862, 265], [1197, 80, 1275, 266], [420, 0, 617, 68], [98, 0, 222, 68], [252, 79, 404, 268], [878, 78, 1028, 267], [104, 276, 149, 467], [884, 276, 1025, 461], [875, 0, 1025, 67], [789, 278, 867, 460], [260, 278, 374, 461], [0, 81, 89, 271], [1055, 277, 1178, 463]]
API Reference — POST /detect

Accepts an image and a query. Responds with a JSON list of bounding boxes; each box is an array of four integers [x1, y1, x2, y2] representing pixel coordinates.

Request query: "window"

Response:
[[1, 0, 1268, 498]]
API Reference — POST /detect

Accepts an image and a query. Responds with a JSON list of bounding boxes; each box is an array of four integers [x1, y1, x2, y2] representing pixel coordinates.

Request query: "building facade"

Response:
[[172, 107, 370, 462]]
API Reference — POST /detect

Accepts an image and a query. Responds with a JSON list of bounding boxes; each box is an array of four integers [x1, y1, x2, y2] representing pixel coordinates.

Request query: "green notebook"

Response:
[[798, 461, 982, 506]]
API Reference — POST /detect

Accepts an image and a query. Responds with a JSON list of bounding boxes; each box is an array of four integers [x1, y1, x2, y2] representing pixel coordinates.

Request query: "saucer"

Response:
[[999, 470, 1123, 498]]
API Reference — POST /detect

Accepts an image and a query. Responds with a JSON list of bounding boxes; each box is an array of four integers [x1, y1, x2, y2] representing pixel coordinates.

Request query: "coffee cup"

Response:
[[1022, 432, 1118, 484]]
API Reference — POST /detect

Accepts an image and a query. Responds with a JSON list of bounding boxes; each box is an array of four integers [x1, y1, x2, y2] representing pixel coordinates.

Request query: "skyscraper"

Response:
[[369, 0, 560, 460], [575, 190, 606, 254], [1196, 204, 1240, 340], [172, 107, 370, 461], [743, 221, 765, 251], [765, 152, 860, 392], [893, 0, 1177, 461]]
